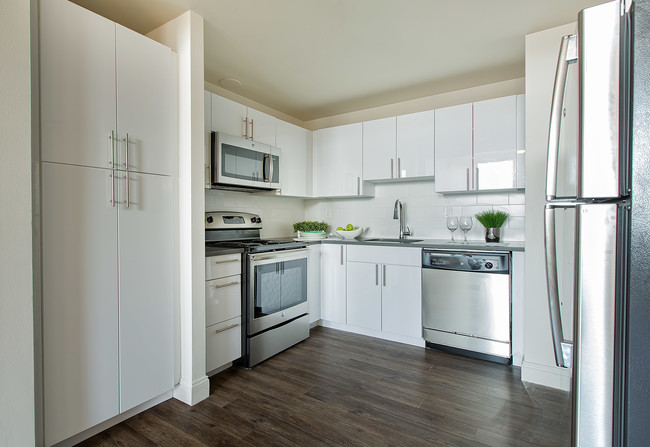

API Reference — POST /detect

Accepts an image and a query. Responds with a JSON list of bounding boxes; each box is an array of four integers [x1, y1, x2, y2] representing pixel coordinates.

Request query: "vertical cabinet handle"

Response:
[[109, 131, 116, 167], [390, 159, 394, 179], [398, 158, 402, 178], [357, 177, 360, 196], [375, 264, 379, 285], [243, 118, 248, 139], [383, 265, 386, 286], [122, 132, 130, 170], [466, 168, 470, 191], [250, 118, 254, 141], [124, 171, 130, 208], [340, 246, 344, 265], [476, 167, 480, 191], [109, 131, 116, 207]]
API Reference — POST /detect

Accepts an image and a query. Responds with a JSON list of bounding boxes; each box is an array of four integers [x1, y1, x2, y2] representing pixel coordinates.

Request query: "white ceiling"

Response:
[[70, 0, 606, 121]]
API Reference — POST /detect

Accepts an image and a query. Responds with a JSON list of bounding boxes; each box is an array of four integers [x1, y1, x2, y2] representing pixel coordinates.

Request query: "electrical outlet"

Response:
[[443, 207, 450, 218]]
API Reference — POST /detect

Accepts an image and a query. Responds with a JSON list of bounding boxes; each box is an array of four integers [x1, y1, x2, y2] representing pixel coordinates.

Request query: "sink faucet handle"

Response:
[[404, 226, 412, 236]]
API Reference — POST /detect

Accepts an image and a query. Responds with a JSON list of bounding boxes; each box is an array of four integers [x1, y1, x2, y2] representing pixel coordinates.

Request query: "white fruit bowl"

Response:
[[336, 227, 363, 239]]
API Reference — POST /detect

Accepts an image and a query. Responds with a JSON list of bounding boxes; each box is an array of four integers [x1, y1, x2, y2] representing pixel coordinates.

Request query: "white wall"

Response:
[[205, 190, 306, 238], [522, 22, 577, 390], [305, 182, 525, 242], [0, 0, 36, 444], [147, 11, 210, 406]]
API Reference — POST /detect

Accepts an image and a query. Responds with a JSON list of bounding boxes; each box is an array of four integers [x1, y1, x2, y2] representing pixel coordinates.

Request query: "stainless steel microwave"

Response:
[[211, 132, 281, 190]]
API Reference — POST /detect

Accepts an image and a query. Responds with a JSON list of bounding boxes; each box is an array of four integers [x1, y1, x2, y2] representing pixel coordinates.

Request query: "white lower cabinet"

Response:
[[41, 162, 173, 446], [308, 244, 322, 324], [323, 244, 422, 344], [205, 253, 242, 374], [320, 244, 347, 324]]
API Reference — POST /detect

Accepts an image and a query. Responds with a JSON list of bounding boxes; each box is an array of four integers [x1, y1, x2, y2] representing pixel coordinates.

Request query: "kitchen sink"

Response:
[[362, 238, 423, 243]]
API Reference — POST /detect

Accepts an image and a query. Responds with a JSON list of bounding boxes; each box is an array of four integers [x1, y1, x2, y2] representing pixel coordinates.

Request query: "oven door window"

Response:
[[254, 258, 307, 318]]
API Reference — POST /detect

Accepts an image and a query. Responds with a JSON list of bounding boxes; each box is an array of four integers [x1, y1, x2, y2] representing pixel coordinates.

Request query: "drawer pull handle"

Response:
[[212, 259, 239, 265], [212, 281, 240, 289], [214, 323, 241, 334]]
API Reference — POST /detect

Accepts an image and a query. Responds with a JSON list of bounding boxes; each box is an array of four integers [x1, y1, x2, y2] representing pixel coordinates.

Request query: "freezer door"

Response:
[[578, 1, 622, 199], [573, 202, 622, 447]]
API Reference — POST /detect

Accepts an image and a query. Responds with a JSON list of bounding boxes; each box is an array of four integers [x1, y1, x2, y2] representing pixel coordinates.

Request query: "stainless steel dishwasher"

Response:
[[422, 250, 511, 364]]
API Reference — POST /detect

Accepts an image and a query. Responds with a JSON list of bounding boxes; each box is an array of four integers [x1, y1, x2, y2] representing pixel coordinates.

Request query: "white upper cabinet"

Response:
[[434, 95, 524, 193], [313, 123, 374, 197], [396, 110, 435, 179], [473, 95, 517, 190], [276, 120, 311, 197], [211, 94, 248, 138], [362, 111, 435, 182], [116, 25, 172, 175], [40, 0, 116, 169], [210, 93, 276, 145], [362, 117, 397, 181], [40, 0, 172, 176], [247, 107, 277, 146], [434, 103, 473, 192], [516, 94, 526, 188]]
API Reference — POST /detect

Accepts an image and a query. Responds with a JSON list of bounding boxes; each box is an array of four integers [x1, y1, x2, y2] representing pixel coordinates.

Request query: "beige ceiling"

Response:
[[70, 0, 606, 121]]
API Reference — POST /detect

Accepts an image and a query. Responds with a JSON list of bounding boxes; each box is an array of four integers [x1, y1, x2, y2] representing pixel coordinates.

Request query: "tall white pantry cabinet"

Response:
[[39, 0, 175, 445]]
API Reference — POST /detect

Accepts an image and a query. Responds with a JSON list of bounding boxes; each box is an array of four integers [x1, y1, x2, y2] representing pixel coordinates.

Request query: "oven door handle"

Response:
[[249, 248, 309, 263]]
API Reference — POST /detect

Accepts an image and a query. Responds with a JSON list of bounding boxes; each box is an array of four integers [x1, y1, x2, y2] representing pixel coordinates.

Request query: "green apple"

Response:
[[336, 226, 344, 231], [346, 224, 353, 231]]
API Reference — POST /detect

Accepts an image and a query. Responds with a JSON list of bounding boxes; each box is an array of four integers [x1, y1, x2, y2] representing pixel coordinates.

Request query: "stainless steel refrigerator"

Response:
[[544, 0, 650, 445]]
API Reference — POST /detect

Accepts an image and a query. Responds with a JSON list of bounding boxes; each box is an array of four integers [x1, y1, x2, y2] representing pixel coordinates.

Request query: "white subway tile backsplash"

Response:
[[208, 179, 525, 242]]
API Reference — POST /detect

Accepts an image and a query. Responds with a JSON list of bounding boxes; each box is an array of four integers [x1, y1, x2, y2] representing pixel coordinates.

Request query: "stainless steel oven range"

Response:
[[205, 211, 309, 368]]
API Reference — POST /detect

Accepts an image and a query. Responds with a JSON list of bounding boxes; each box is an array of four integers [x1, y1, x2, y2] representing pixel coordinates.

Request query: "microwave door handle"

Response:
[[269, 153, 274, 184], [263, 153, 270, 183], [544, 203, 575, 368], [546, 34, 576, 201]]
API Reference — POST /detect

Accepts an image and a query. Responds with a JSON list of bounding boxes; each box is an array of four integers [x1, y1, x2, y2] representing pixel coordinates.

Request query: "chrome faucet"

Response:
[[393, 199, 411, 239]]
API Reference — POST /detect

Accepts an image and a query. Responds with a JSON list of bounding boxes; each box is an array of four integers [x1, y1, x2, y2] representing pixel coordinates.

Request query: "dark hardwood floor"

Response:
[[79, 327, 571, 446]]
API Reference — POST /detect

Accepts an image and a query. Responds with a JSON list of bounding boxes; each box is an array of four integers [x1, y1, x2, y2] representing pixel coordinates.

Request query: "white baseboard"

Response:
[[521, 360, 572, 391], [173, 375, 210, 406], [52, 390, 172, 447], [319, 320, 425, 347]]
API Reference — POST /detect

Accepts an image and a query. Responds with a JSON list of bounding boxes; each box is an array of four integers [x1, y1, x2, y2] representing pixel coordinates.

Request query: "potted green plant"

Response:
[[292, 221, 329, 239], [474, 209, 510, 243]]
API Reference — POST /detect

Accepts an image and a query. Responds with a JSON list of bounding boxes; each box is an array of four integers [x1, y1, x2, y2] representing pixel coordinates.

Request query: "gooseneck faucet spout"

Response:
[[393, 199, 412, 239]]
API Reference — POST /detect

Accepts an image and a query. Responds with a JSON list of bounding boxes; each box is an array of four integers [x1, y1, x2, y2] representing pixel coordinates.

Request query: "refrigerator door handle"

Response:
[[546, 34, 577, 201], [544, 203, 575, 368]]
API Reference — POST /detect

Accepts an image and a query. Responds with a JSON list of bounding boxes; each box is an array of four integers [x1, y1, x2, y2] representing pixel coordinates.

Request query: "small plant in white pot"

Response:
[[292, 221, 329, 239], [474, 209, 510, 243]]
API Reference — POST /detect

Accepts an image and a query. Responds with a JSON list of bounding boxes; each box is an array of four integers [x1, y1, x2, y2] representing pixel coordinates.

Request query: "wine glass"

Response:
[[446, 217, 459, 243], [459, 216, 473, 244]]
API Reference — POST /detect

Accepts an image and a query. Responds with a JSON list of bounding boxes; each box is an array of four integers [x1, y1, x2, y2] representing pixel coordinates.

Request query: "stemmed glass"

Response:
[[446, 217, 459, 243], [459, 216, 473, 244]]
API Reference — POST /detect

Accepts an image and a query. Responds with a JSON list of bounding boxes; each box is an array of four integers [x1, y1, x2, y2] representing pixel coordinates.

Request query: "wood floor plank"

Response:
[[77, 326, 570, 447]]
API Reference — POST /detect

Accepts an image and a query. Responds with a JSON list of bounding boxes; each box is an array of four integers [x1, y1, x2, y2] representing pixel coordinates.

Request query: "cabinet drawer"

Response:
[[206, 317, 242, 373], [206, 254, 241, 280], [346, 245, 421, 266], [205, 275, 241, 327]]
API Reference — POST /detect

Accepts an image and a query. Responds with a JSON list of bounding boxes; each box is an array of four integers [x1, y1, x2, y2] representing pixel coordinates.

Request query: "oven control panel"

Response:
[[205, 211, 263, 229]]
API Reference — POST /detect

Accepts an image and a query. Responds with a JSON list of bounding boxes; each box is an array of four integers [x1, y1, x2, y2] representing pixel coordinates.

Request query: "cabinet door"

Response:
[[397, 110, 435, 179], [247, 108, 277, 145], [204, 90, 212, 188], [320, 244, 347, 323], [313, 123, 363, 197], [211, 93, 248, 138], [276, 120, 311, 197], [346, 262, 382, 331], [363, 117, 396, 181], [40, 0, 116, 169], [308, 244, 322, 324], [116, 25, 173, 176], [382, 264, 422, 339], [42, 162, 119, 446], [434, 103, 473, 192], [473, 95, 517, 190], [516, 94, 526, 189], [118, 172, 174, 412]]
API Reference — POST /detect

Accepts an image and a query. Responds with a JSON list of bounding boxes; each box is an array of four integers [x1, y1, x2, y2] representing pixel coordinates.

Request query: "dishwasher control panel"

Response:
[[422, 250, 509, 273]]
